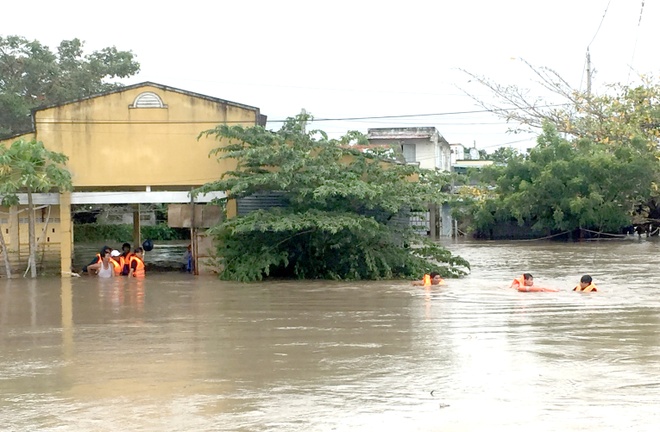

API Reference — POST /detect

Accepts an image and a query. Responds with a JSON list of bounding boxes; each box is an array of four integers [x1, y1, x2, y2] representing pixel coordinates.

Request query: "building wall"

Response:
[[412, 140, 437, 170], [33, 84, 259, 189], [450, 144, 465, 165], [367, 132, 451, 171], [0, 204, 64, 247], [438, 144, 451, 172]]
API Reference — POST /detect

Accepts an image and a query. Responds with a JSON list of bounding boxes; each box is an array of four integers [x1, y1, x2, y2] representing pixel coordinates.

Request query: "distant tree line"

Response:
[[0, 35, 139, 137], [455, 65, 660, 239]]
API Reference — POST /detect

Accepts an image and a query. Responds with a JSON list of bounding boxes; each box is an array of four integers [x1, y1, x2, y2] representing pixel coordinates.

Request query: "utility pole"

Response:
[[300, 108, 308, 133]]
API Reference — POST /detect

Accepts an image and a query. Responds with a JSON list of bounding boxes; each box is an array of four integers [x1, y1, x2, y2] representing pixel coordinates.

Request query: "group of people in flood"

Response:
[[83, 242, 145, 279], [414, 272, 598, 292], [510, 273, 597, 292]]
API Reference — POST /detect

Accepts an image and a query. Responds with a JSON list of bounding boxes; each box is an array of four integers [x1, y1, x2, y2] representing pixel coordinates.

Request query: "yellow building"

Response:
[[0, 82, 266, 276]]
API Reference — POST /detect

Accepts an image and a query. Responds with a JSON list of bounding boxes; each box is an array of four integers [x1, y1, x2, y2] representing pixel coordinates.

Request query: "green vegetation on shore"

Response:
[[74, 223, 189, 243], [456, 72, 660, 238]]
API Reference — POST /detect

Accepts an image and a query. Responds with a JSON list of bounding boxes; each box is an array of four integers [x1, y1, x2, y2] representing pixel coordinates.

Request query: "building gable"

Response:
[[32, 82, 266, 188]]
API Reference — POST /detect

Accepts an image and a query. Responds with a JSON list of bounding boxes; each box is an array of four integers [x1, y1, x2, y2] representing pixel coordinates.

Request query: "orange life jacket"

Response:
[[574, 283, 597, 292], [423, 274, 431, 286], [512, 275, 526, 288], [119, 253, 134, 276], [119, 252, 135, 276], [129, 255, 145, 278], [110, 258, 122, 275]]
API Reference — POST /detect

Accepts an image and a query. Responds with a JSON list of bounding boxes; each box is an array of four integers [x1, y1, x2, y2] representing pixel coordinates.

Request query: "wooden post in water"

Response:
[[190, 189, 198, 275], [133, 204, 141, 249], [59, 192, 73, 277]]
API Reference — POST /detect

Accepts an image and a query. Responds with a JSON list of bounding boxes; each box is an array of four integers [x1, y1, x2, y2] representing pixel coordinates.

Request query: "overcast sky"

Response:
[[2, 0, 656, 152]]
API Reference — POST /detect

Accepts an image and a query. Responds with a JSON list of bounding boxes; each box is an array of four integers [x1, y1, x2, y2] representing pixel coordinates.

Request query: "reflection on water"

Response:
[[1, 239, 660, 431]]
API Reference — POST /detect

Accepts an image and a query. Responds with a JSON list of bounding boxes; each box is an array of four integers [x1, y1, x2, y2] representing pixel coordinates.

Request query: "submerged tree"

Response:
[[463, 123, 660, 236], [458, 62, 660, 235], [0, 35, 140, 137], [197, 114, 469, 282], [0, 139, 72, 277]]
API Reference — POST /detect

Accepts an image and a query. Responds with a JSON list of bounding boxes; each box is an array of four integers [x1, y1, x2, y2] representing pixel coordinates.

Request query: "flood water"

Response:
[[1, 238, 660, 431]]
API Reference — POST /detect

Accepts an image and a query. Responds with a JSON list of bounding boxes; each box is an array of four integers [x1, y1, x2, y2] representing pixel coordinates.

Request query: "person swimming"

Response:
[[511, 273, 558, 292], [574, 275, 597, 292], [510, 273, 534, 290], [413, 272, 445, 286]]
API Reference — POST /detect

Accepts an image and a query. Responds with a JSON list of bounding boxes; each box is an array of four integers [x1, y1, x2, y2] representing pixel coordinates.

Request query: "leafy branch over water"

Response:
[[196, 114, 469, 282]]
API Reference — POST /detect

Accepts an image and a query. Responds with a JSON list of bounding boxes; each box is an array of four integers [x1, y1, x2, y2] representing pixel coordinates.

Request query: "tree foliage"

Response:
[[458, 63, 660, 237], [0, 35, 140, 137], [485, 147, 522, 164], [462, 62, 660, 149], [197, 114, 469, 282], [0, 138, 72, 277], [463, 123, 660, 236]]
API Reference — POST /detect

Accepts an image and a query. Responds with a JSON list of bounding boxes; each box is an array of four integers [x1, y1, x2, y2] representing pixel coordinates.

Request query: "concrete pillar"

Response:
[[8, 205, 20, 253], [226, 198, 237, 218], [133, 204, 141, 248], [59, 192, 72, 276]]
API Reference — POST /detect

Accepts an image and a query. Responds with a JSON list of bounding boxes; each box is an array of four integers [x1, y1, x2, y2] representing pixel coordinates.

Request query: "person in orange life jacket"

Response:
[[110, 249, 123, 275], [511, 273, 534, 289], [81, 245, 111, 273], [128, 247, 145, 278], [87, 247, 119, 278], [119, 242, 134, 276], [511, 273, 559, 292], [574, 274, 597, 292], [412, 271, 444, 286]]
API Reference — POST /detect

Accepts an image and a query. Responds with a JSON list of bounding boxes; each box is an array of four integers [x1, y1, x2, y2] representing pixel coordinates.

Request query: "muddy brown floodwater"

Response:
[[1, 238, 659, 431]]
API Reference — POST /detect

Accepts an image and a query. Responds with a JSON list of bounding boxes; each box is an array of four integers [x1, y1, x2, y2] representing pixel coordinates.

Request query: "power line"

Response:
[[479, 138, 534, 149], [587, 0, 612, 49], [267, 104, 566, 123], [581, 0, 612, 93], [34, 110, 496, 125], [637, 0, 645, 26], [33, 119, 254, 125], [32, 104, 566, 126], [300, 109, 497, 122], [627, 0, 646, 84]]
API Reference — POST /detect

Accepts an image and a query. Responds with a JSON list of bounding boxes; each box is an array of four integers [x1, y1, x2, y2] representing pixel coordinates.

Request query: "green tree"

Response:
[[477, 149, 488, 160], [462, 62, 660, 149], [0, 35, 140, 137], [465, 123, 659, 237], [0, 139, 72, 277], [460, 64, 660, 236], [196, 114, 469, 282], [487, 147, 522, 163]]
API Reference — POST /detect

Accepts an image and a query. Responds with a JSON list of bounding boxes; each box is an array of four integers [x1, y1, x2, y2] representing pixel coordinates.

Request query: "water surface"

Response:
[[1, 238, 659, 431]]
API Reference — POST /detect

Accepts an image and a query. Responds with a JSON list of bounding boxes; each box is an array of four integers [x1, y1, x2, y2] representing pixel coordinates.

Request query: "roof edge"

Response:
[[31, 81, 263, 116]]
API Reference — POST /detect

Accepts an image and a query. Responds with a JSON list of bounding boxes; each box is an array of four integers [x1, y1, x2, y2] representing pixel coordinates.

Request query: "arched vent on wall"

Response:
[[130, 92, 166, 108]]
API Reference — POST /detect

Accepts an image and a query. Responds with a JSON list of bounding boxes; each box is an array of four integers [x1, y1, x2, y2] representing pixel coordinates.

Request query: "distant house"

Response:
[[450, 143, 466, 165], [452, 159, 495, 175], [367, 127, 451, 171], [365, 127, 456, 238]]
